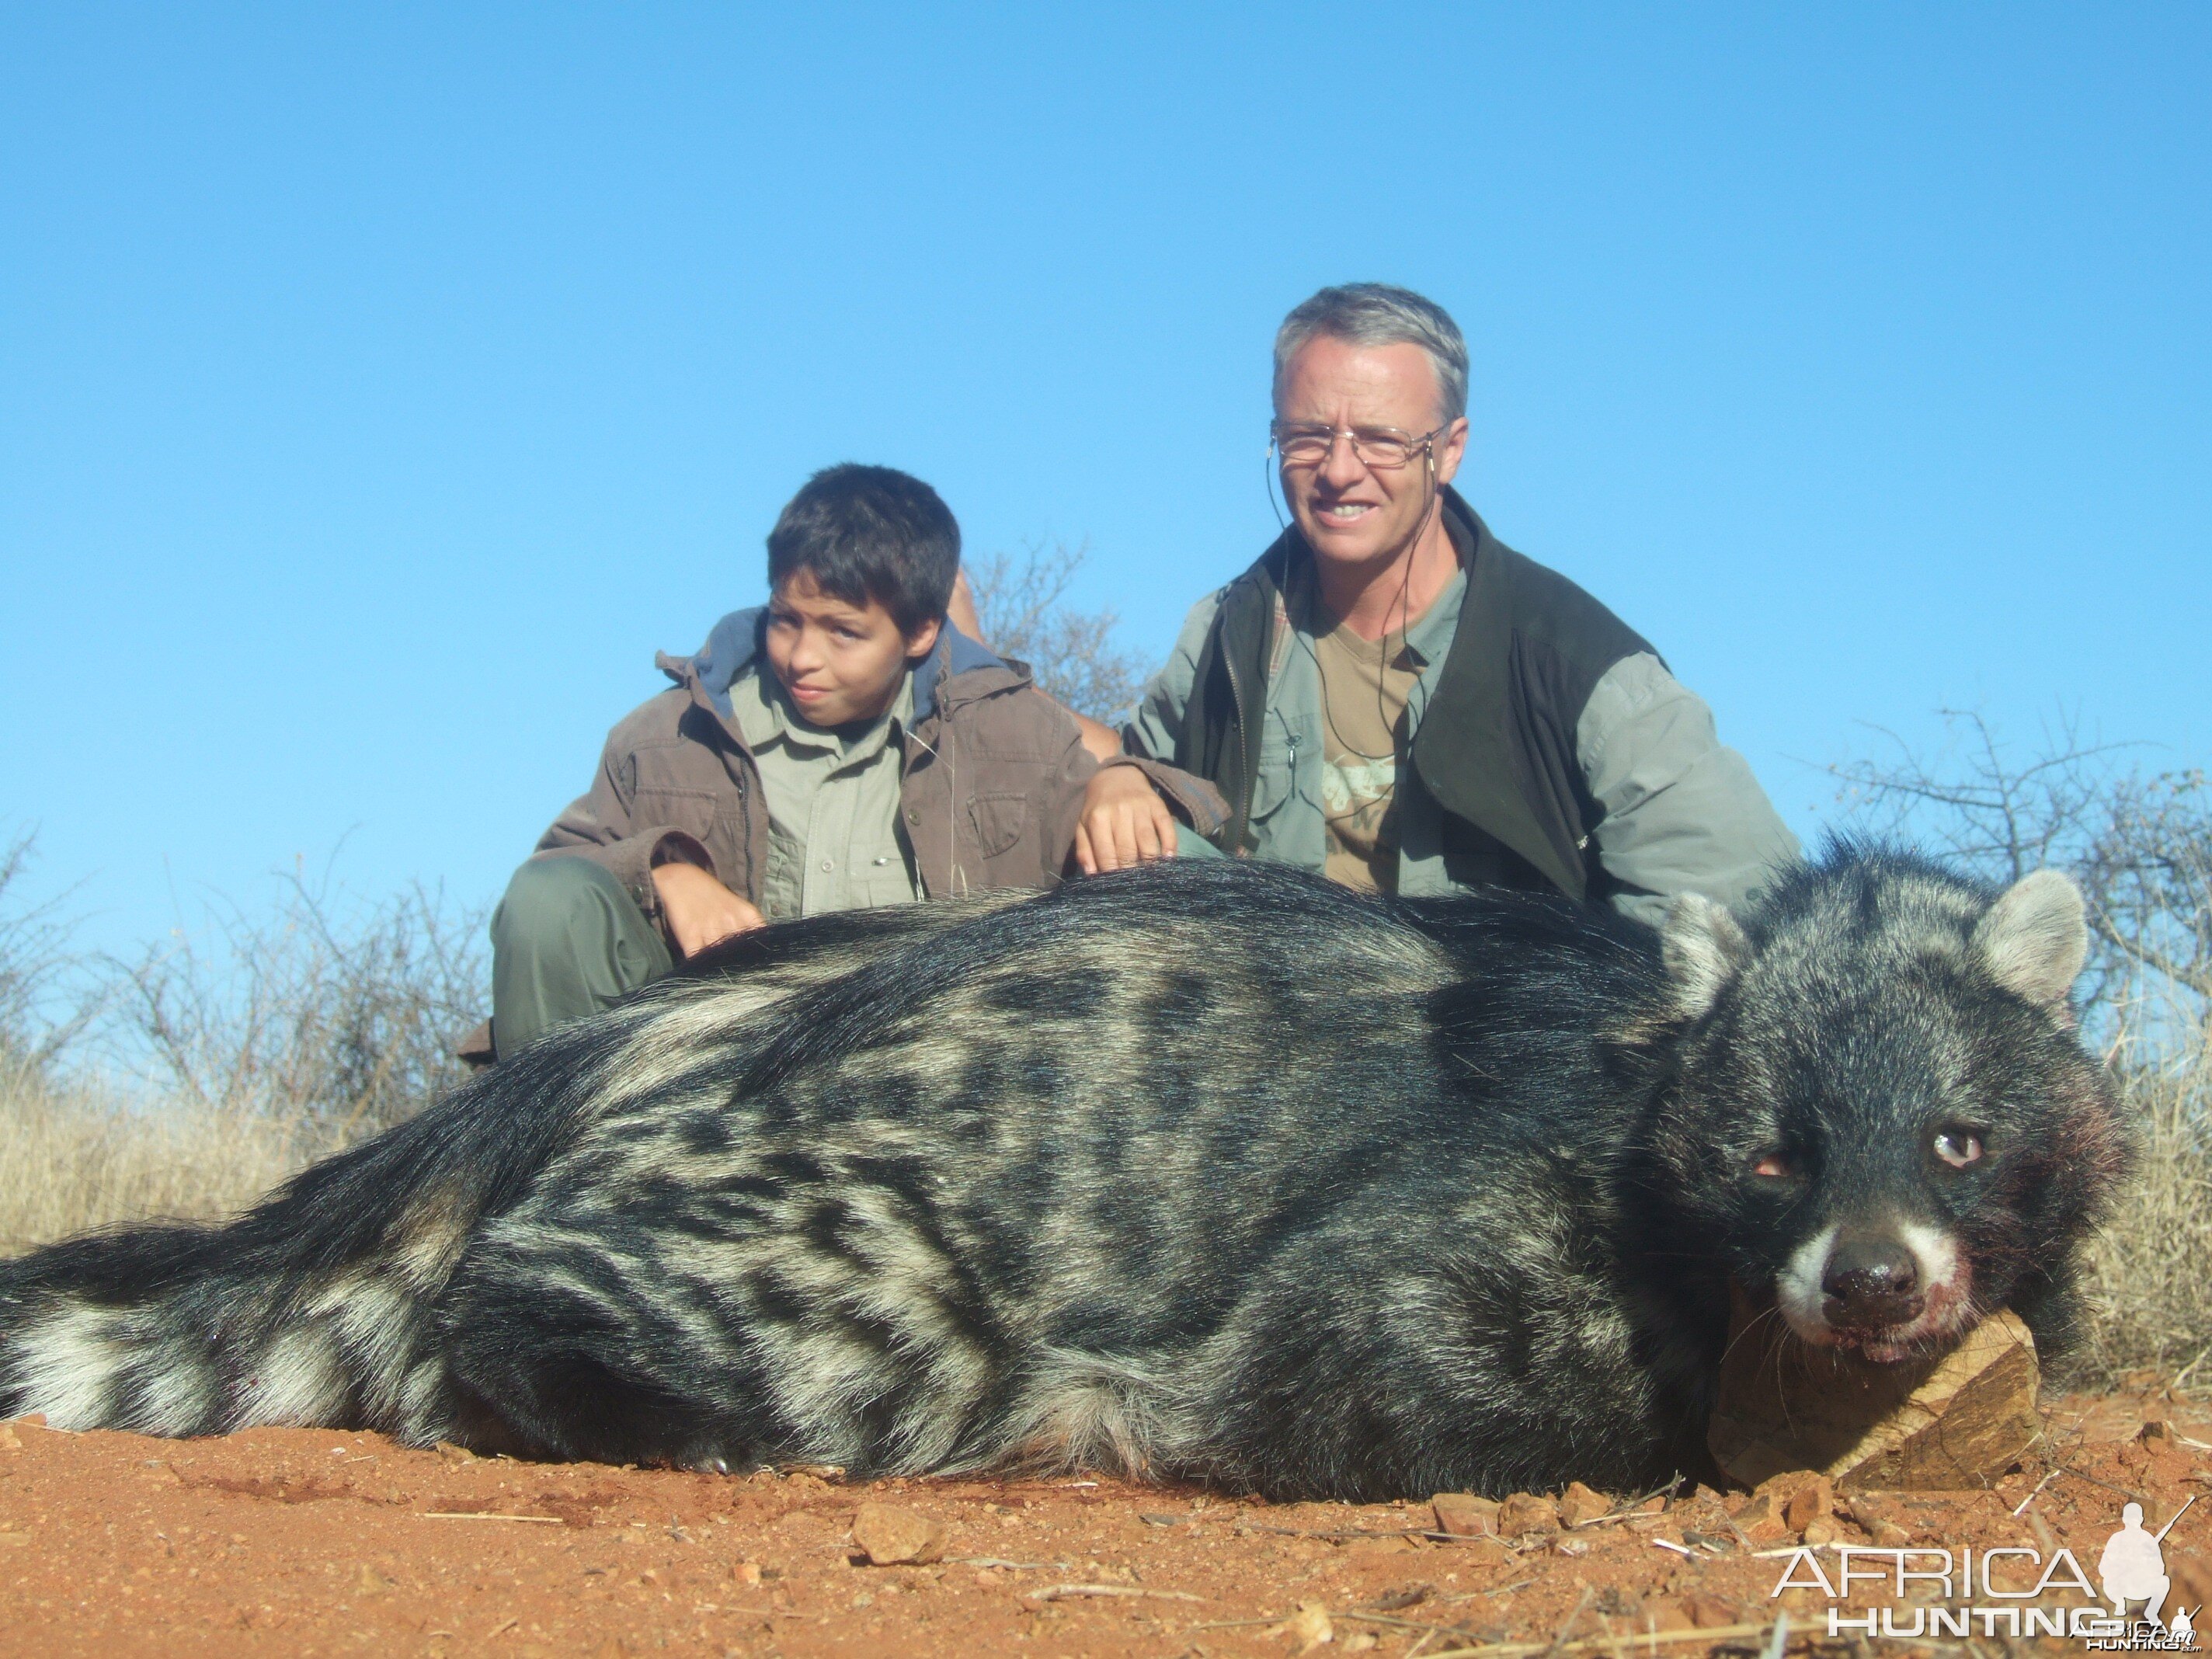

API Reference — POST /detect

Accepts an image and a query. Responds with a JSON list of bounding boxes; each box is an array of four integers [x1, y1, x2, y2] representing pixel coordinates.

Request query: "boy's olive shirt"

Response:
[[527, 609, 1226, 930], [729, 663, 921, 920]]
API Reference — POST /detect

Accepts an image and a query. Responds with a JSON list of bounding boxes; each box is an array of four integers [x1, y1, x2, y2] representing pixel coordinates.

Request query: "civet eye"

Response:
[[1751, 1151, 1794, 1179], [1932, 1128, 1984, 1168]]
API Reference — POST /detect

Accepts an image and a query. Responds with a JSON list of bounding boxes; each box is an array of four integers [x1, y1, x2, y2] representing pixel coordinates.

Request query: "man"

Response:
[[1088, 282, 1798, 920]]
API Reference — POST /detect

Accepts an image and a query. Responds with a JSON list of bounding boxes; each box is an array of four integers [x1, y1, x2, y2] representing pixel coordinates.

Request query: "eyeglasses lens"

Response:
[[1275, 429, 1417, 469]]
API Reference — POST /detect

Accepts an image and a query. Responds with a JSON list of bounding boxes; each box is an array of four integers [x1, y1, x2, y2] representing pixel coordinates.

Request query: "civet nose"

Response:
[[1821, 1235, 1924, 1329]]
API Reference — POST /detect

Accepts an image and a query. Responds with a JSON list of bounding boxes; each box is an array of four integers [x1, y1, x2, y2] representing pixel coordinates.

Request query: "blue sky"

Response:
[[4, 4, 2207, 955]]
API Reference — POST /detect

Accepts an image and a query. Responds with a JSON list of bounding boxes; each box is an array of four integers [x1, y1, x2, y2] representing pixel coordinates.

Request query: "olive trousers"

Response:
[[489, 857, 674, 1059]]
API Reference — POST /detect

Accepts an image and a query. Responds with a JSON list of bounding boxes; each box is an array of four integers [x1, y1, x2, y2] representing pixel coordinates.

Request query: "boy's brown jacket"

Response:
[[530, 607, 1226, 930]]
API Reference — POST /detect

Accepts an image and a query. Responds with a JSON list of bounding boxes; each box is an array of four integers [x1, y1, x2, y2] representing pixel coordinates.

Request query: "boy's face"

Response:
[[763, 568, 941, 728]]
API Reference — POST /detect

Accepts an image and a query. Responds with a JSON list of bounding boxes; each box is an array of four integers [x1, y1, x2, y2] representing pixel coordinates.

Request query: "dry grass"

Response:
[[0, 834, 478, 1254], [0, 1056, 310, 1252], [2069, 1041, 2212, 1387]]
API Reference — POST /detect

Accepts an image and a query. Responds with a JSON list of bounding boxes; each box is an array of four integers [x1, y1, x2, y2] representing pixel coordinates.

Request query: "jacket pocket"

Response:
[[968, 791, 1028, 857], [1244, 712, 1306, 826], [629, 787, 722, 843]]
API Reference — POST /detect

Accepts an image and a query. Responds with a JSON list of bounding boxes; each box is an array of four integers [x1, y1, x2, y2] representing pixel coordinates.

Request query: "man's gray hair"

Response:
[[1273, 283, 1469, 425]]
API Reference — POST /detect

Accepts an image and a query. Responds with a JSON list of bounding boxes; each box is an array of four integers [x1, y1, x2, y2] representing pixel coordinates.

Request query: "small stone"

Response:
[[2140, 1419, 2181, 1449], [1684, 1592, 1740, 1628], [1640, 1596, 1695, 1633], [0, 1424, 19, 1452], [1730, 1487, 1789, 1545], [434, 1442, 475, 1463], [851, 1501, 942, 1566], [1496, 1492, 1560, 1536], [1783, 1474, 1834, 1532], [1845, 1492, 1911, 1546], [732, 1561, 762, 1585], [1636, 1494, 1669, 1514], [1431, 1493, 1499, 1537], [1558, 1482, 1612, 1527], [355, 1563, 391, 1596], [1802, 1515, 1843, 1547], [1343, 1636, 1378, 1654], [1277, 1600, 1334, 1653]]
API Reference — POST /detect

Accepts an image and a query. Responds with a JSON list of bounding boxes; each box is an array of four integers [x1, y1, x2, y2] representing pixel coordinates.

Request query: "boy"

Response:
[[482, 464, 1219, 1059]]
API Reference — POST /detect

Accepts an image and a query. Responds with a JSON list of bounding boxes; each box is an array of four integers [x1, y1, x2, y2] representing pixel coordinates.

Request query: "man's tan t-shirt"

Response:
[[1311, 614, 1422, 892]]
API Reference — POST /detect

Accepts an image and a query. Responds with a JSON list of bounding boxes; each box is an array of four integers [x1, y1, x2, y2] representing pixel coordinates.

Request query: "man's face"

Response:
[[763, 568, 940, 728], [1274, 334, 1468, 576]]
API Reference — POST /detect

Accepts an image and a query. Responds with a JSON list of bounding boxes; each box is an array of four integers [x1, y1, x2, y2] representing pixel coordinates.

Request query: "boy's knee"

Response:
[[492, 857, 635, 958]]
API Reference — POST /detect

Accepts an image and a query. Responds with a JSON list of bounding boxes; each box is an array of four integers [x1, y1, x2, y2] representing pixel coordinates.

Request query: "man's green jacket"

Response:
[[1123, 489, 1800, 923]]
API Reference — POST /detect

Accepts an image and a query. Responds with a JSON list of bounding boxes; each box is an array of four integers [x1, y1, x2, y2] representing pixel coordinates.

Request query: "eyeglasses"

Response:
[[1270, 422, 1451, 471]]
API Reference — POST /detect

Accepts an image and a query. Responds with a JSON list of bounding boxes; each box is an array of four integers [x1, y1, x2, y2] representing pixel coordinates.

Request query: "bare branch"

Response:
[[965, 539, 1150, 725]]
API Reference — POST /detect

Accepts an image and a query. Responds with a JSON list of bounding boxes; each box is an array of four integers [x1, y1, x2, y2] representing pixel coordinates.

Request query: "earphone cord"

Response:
[[1268, 441, 1442, 772]]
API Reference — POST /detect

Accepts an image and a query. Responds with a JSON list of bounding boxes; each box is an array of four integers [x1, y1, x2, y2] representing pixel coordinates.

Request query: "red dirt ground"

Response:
[[2, 1388, 2206, 1657]]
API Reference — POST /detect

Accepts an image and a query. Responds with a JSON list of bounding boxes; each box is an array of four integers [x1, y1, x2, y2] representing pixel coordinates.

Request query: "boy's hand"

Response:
[[1075, 766, 1179, 874], [651, 862, 767, 957]]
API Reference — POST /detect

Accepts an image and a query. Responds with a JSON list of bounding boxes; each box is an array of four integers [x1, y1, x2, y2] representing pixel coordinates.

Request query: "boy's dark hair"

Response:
[[766, 464, 961, 637]]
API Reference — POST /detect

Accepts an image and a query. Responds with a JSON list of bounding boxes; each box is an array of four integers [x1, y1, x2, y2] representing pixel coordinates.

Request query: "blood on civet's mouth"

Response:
[[1774, 1219, 1977, 1362]]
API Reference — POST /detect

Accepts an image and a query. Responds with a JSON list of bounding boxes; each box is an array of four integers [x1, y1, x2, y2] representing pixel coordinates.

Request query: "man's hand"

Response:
[[947, 567, 985, 642], [651, 861, 766, 958], [1074, 765, 1179, 875]]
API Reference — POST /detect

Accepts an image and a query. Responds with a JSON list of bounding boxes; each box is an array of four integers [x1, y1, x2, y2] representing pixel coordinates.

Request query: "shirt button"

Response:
[[820, 859, 834, 872]]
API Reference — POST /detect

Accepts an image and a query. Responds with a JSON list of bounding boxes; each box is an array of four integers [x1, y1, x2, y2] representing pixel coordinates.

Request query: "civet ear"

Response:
[[1972, 868, 2088, 1008], [1661, 892, 1753, 1021]]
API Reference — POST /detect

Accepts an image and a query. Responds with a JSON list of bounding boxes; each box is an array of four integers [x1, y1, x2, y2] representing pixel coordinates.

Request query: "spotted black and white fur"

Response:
[[0, 847, 2130, 1500]]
